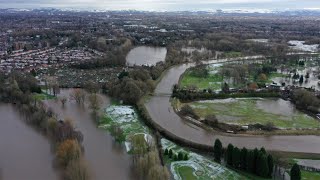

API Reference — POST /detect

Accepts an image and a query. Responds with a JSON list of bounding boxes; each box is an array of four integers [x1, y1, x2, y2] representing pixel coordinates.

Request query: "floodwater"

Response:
[[272, 66, 320, 91], [256, 98, 299, 116], [0, 104, 58, 180], [288, 40, 319, 52], [126, 46, 167, 66], [145, 58, 320, 154], [45, 89, 134, 180]]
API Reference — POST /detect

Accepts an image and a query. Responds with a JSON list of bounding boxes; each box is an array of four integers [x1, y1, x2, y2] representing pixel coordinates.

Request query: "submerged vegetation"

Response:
[[0, 72, 90, 180]]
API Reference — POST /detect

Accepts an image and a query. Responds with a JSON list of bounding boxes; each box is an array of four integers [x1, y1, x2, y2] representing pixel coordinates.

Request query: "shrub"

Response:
[[64, 159, 90, 180], [56, 139, 81, 167]]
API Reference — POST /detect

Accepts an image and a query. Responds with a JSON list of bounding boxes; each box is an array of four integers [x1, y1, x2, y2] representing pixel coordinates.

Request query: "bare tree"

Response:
[[70, 89, 86, 105]]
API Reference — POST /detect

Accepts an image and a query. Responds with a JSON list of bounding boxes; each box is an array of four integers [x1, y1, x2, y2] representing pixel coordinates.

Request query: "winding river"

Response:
[[0, 104, 58, 180], [45, 89, 134, 180], [145, 57, 320, 154]]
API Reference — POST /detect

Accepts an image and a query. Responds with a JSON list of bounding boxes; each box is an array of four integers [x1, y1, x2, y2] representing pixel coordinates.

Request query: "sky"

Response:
[[0, 0, 320, 11]]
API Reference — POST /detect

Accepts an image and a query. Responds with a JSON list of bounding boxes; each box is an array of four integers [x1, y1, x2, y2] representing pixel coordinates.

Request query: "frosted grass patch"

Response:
[[161, 139, 244, 180]]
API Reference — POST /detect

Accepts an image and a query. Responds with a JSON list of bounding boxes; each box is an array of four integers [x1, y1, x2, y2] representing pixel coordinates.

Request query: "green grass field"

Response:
[[32, 92, 56, 100], [99, 105, 149, 145], [302, 170, 320, 180], [180, 72, 224, 90], [187, 98, 319, 129]]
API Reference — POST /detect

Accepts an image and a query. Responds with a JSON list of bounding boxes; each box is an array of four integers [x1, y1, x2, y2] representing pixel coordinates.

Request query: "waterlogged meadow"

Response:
[[161, 139, 246, 180], [188, 98, 319, 129], [98, 105, 151, 152]]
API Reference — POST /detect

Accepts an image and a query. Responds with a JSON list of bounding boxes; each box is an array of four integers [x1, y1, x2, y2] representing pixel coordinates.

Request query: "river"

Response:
[[0, 104, 58, 180], [45, 89, 134, 180], [145, 57, 320, 154]]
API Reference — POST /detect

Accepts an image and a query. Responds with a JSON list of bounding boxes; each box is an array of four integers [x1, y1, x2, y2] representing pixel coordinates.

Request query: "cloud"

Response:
[[1, 0, 319, 10]]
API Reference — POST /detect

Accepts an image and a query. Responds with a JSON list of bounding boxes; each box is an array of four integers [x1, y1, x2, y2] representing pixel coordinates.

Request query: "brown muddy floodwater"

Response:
[[146, 59, 320, 154], [0, 104, 58, 180], [45, 89, 134, 180]]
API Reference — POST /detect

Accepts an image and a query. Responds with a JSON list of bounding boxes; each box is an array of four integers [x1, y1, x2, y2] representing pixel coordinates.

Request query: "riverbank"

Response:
[[142, 56, 320, 155]]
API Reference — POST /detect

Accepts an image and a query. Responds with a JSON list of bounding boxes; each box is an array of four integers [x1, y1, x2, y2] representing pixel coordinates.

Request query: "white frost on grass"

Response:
[[162, 139, 244, 180], [106, 105, 137, 123]]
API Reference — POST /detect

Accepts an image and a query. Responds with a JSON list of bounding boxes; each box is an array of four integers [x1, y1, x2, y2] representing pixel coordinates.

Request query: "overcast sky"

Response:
[[1, 0, 320, 11]]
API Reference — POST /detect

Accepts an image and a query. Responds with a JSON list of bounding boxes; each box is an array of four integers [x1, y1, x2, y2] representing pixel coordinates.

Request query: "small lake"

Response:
[[0, 104, 58, 180], [126, 46, 167, 66]]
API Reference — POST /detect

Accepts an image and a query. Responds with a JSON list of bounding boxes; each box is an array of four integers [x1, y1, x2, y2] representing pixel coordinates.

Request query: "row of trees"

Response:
[[172, 86, 280, 102], [130, 135, 170, 180], [213, 139, 274, 178], [0, 72, 90, 180], [164, 148, 189, 161]]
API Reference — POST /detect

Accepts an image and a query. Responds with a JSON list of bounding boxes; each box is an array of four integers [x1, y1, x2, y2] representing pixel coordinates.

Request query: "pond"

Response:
[[0, 104, 58, 180], [189, 98, 319, 129], [126, 46, 167, 66]]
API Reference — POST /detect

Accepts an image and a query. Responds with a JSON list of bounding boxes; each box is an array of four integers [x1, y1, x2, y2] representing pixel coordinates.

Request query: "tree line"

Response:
[[0, 72, 90, 180], [213, 139, 274, 178]]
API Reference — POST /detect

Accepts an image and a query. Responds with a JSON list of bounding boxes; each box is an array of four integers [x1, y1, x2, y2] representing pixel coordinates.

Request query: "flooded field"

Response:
[[0, 104, 58, 180], [271, 65, 320, 90], [189, 98, 319, 129], [45, 89, 134, 180], [126, 46, 167, 66], [146, 59, 320, 153]]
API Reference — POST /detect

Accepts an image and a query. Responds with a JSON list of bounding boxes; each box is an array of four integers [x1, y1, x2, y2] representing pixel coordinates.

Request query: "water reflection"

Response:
[[126, 46, 167, 66]]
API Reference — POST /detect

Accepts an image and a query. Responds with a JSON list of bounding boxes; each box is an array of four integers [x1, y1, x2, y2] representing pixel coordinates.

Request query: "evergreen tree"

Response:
[[290, 163, 301, 180], [213, 139, 223, 163], [299, 75, 304, 84], [178, 152, 183, 161], [260, 147, 266, 154], [232, 147, 241, 168], [246, 150, 255, 173], [173, 154, 178, 161], [240, 147, 248, 169], [184, 154, 189, 161], [253, 148, 259, 174], [168, 149, 173, 158], [257, 154, 269, 178], [164, 148, 168, 156], [226, 144, 234, 166], [267, 154, 274, 177]]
